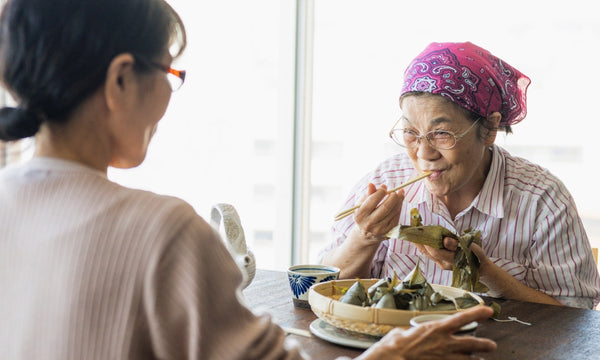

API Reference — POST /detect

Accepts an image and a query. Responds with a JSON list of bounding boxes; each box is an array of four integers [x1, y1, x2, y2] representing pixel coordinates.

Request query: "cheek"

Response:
[[144, 87, 171, 124], [445, 150, 465, 167], [406, 148, 419, 162], [156, 88, 172, 118], [444, 147, 486, 182]]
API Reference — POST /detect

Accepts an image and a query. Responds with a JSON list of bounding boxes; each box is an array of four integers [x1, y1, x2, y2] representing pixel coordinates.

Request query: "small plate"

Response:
[[309, 319, 381, 349], [409, 314, 478, 332]]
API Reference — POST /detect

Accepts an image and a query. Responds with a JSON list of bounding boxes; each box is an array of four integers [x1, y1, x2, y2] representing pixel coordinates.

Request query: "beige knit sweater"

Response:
[[0, 157, 304, 360]]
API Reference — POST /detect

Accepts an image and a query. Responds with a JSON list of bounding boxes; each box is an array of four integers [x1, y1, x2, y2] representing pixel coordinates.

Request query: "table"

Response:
[[243, 269, 600, 360]]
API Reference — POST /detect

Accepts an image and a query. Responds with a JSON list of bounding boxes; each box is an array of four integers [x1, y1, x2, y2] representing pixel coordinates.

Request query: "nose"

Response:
[[415, 136, 439, 159]]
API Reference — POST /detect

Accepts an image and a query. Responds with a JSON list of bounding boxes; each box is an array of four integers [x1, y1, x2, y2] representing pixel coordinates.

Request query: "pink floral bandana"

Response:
[[401, 42, 531, 126]]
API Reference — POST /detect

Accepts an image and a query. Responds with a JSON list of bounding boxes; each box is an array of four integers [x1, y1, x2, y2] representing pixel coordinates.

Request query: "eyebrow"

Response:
[[429, 117, 452, 126], [401, 115, 452, 127]]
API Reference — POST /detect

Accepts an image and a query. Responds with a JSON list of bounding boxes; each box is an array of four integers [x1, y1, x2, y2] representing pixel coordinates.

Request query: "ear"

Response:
[[104, 53, 137, 111], [483, 112, 502, 145]]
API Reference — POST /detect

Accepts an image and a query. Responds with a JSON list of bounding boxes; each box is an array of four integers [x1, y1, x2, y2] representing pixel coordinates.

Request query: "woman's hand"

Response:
[[320, 183, 404, 279], [353, 183, 404, 243], [464, 241, 492, 269], [414, 236, 461, 270], [356, 306, 497, 360]]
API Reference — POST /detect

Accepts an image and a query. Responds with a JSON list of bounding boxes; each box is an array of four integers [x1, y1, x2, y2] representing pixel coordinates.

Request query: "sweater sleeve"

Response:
[[142, 208, 307, 360]]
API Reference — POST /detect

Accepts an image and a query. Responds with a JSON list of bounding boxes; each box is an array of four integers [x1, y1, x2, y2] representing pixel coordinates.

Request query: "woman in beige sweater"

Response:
[[0, 0, 496, 359]]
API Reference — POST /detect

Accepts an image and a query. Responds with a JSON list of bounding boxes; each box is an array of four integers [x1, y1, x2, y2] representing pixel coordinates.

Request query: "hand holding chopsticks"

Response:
[[333, 171, 433, 221]]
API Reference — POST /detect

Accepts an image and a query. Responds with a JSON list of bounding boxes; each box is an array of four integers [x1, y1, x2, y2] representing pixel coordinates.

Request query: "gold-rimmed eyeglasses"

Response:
[[134, 56, 186, 92], [389, 117, 481, 150]]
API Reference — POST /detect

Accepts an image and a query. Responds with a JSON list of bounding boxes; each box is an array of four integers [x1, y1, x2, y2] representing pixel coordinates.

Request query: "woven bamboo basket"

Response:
[[308, 279, 484, 337]]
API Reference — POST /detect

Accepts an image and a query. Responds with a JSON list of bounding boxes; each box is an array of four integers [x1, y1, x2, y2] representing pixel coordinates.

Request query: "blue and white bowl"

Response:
[[287, 264, 340, 308]]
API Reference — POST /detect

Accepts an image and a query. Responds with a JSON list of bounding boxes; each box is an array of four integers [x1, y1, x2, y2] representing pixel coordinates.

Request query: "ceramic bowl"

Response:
[[287, 264, 340, 308]]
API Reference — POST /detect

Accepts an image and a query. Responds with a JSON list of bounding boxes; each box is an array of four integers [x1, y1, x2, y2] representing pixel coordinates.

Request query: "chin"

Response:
[[109, 154, 147, 169], [424, 182, 451, 197]]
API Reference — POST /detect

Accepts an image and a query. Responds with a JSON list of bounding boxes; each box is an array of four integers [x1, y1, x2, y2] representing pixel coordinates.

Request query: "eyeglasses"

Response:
[[389, 117, 481, 150], [134, 56, 186, 92]]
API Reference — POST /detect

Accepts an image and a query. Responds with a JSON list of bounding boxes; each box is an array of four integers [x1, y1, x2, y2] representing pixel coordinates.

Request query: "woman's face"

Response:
[[399, 95, 493, 205], [109, 53, 173, 169]]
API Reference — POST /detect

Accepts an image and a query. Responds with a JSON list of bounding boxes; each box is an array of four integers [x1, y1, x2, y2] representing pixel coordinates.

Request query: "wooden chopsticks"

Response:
[[333, 171, 433, 221]]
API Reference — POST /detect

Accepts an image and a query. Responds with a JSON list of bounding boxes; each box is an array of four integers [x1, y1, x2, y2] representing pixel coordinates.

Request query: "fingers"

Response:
[[358, 183, 382, 204], [443, 237, 459, 251], [355, 183, 404, 236], [364, 315, 496, 360], [437, 306, 494, 333], [366, 183, 378, 196], [414, 243, 427, 255], [414, 244, 455, 270], [375, 190, 404, 222], [359, 184, 389, 211], [446, 335, 497, 354], [383, 192, 404, 227], [465, 242, 492, 272], [429, 354, 491, 360]]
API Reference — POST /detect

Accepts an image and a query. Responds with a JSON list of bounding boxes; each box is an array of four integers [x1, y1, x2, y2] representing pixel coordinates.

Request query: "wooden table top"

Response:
[[243, 269, 600, 360]]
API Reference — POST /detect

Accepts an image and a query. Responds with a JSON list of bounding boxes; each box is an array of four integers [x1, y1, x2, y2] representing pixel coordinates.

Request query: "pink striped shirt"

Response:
[[323, 145, 600, 309]]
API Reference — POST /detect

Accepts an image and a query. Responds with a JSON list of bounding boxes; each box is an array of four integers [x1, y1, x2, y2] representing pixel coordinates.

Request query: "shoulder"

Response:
[[115, 185, 207, 234], [47, 168, 212, 244], [498, 147, 567, 194], [497, 146, 575, 210], [116, 187, 226, 273], [117, 185, 195, 213]]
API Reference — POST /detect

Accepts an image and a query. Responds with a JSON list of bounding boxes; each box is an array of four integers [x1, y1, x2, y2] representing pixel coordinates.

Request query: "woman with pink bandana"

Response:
[[320, 42, 600, 309]]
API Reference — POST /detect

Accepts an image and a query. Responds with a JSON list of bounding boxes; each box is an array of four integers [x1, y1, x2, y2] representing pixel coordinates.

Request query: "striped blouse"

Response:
[[322, 145, 600, 309]]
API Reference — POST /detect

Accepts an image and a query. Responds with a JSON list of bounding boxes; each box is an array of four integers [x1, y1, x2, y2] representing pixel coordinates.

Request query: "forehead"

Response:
[[400, 94, 469, 125]]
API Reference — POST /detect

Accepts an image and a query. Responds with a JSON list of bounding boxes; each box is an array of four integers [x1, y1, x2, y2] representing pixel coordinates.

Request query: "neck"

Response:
[[34, 97, 112, 173]]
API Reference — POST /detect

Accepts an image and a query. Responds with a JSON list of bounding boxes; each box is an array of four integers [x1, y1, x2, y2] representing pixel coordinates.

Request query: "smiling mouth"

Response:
[[424, 170, 444, 180]]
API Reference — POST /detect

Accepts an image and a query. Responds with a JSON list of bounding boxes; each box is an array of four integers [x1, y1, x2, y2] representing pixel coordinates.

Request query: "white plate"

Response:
[[309, 318, 381, 349]]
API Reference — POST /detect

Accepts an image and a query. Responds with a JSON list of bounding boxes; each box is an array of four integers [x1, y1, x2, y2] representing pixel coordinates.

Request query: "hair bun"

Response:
[[0, 106, 43, 141]]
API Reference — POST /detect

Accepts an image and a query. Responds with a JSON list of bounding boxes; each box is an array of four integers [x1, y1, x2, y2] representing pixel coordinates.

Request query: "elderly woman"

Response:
[[320, 42, 600, 309]]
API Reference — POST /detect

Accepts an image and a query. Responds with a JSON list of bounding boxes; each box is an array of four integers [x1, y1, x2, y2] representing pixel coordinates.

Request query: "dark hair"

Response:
[[0, 0, 186, 141]]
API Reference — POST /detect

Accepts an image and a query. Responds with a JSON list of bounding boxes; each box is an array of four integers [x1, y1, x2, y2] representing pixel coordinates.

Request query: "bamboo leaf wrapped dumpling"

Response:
[[387, 208, 488, 294], [452, 228, 489, 293], [373, 292, 397, 309], [339, 280, 368, 306], [368, 273, 399, 303], [334, 262, 482, 312], [386, 224, 457, 249], [367, 277, 391, 301], [401, 261, 428, 289], [399, 261, 435, 311]]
